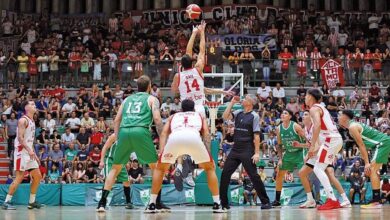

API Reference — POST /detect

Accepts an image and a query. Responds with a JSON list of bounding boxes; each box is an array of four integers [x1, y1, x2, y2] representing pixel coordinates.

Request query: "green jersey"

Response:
[[352, 121, 390, 149], [120, 92, 152, 128], [279, 121, 304, 153]]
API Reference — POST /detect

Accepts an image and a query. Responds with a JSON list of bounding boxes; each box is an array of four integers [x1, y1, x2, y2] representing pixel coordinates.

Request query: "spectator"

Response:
[[48, 163, 60, 184], [349, 86, 360, 109], [96, 117, 107, 132], [65, 111, 81, 133], [48, 98, 61, 121], [88, 145, 101, 167], [278, 47, 293, 85], [272, 83, 286, 104], [17, 51, 29, 84], [256, 82, 272, 103], [160, 97, 173, 113], [368, 13, 380, 38], [170, 97, 181, 113], [49, 50, 59, 82], [349, 171, 366, 204], [261, 45, 271, 85], [48, 143, 64, 175], [128, 159, 144, 184], [123, 84, 135, 99], [258, 166, 267, 182], [284, 171, 294, 183], [381, 178, 390, 204], [39, 161, 47, 183], [64, 143, 78, 169], [5, 112, 17, 158], [75, 98, 87, 118], [242, 170, 257, 206], [240, 47, 255, 85], [151, 84, 162, 104], [286, 97, 300, 115], [332, 83, 346, 104], [6, 51, 17, 83], [99, 97, 112, 119], [84, 164, 97, 183], [90, 127, 104, 148], [2, 17, 14, 36], [62, 167, 73, 184], [80, 112, 95, 132], [75, 144, 89, 166], [296, 47, 308, 84], [76, 127, 91, 148], [36, 96, 48, 118], [62, 98, 76, 121], [34, 129, 50, 153], [61, 127, 76, 151], [222, 124, 234, 156], [368, 82, 382, 106], [37, 51, 49, 82], [73, 162, 86, 183]]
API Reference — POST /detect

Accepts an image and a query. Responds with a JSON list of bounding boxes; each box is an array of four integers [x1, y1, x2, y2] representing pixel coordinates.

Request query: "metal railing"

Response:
[[0, 58, 389, 88]]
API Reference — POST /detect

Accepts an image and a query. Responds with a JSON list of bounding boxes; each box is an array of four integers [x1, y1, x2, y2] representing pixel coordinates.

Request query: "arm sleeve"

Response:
[[252, 112, 261, 133], [232, 110, 242, 120]]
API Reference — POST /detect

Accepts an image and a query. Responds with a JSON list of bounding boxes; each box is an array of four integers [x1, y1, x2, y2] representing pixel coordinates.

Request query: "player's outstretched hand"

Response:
[[198, 20, 207, 32], [231, 96, 240, 104], [99, 161, 105, 169], [192, 25, 199, 34], [251, 153, 260, 164], [364, 163, 371, 176], [223, 90, 235, 97]]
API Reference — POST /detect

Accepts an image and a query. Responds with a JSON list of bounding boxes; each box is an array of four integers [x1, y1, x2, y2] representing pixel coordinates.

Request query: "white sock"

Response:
[[313, 164, 337, 201], [341, 193, 349, 202], [177, 164, 183, 172], [5, 194, 12, 203], [29, 194, 36, 203], [150, 194, 158, 204], [212, 195, 220, 204], [307, 193, 314, 202]]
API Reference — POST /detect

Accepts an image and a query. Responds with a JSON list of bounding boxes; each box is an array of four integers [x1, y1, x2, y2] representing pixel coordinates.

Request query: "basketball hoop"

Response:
[[205, 101, 221, 136]]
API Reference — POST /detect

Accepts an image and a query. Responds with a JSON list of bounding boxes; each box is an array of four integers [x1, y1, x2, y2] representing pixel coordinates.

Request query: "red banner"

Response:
[[320, 59, 344, 89]]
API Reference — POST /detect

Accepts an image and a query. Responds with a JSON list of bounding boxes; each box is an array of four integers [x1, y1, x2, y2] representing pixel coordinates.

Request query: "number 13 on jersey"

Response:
[[126, 102, 142, 114]]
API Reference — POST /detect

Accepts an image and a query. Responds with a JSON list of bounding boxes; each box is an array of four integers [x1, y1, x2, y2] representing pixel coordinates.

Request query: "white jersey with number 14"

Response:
[[178, 68, 205, 106]]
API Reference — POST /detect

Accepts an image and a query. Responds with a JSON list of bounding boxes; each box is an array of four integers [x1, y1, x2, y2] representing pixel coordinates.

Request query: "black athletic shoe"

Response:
[[156, 202, 171, 212], [212, 203, 227, 213], [182, 155, 192, 178], [272, 200, 281, 207], [125, 203, 134, 209], [96, 200, 107, 212], [174, 169, 184, 191], [144, 203, 157, 213], [261, 203, 272, 209], [27, 201, 43, 209]]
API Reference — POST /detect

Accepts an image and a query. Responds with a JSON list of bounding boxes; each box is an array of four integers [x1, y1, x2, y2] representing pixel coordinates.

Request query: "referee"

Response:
[[219, 95, 272, 211]]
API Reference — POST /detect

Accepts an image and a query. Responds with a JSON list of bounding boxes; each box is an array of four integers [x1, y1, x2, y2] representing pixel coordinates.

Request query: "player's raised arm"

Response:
[[186, 25, 199, 57], [99, 134, 116, 169], [195, 20, 206, 73], [150, 96, 163, 136], [222, 96, 239, 121]]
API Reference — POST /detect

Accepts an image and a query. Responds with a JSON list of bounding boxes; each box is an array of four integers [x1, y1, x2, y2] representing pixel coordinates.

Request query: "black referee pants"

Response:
[[220, 148, 270, 206]]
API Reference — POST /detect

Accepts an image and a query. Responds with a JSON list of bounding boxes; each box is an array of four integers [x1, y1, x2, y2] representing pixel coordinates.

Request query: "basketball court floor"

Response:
[[2, 205, 388, 220]]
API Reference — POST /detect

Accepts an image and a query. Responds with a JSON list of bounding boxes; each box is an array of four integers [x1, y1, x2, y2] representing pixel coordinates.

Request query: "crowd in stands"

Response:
[[0, 5, 389, 204], [1, 6, 390, 87]]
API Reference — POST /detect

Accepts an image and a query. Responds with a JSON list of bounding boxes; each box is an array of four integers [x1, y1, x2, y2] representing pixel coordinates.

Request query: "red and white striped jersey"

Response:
[[14, 115, 35, 152], [311, 104, 340, 137], [296, 50, 307, 67], [178, 68, 205, 106], [310, 51, 322, 70], [170, 112, 203, 134]]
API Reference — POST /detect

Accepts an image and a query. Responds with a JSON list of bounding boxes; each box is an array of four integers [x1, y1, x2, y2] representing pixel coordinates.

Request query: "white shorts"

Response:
[[160, 129, 211, 164], [195, 105, 206, 118], [316, 136, 342, 165], [14, 146, 39, 172]]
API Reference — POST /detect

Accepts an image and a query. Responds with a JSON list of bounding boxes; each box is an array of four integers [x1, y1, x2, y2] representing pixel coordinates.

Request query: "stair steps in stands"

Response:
[[0, 143, 10, 184]]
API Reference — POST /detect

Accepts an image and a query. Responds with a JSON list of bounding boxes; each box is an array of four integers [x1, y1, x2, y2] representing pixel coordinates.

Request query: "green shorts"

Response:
[[372, 141, 390, 164], [280, 150, 305, 172], [103, 157, 128, 183], [113, 127, 157, 165]]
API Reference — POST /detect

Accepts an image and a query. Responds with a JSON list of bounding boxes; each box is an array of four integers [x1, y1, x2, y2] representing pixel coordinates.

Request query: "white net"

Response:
[[203, 73, 244, 103]]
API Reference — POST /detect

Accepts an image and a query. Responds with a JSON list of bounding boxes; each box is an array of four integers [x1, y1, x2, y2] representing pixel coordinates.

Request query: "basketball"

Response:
[[186, 4, 202, 20]]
